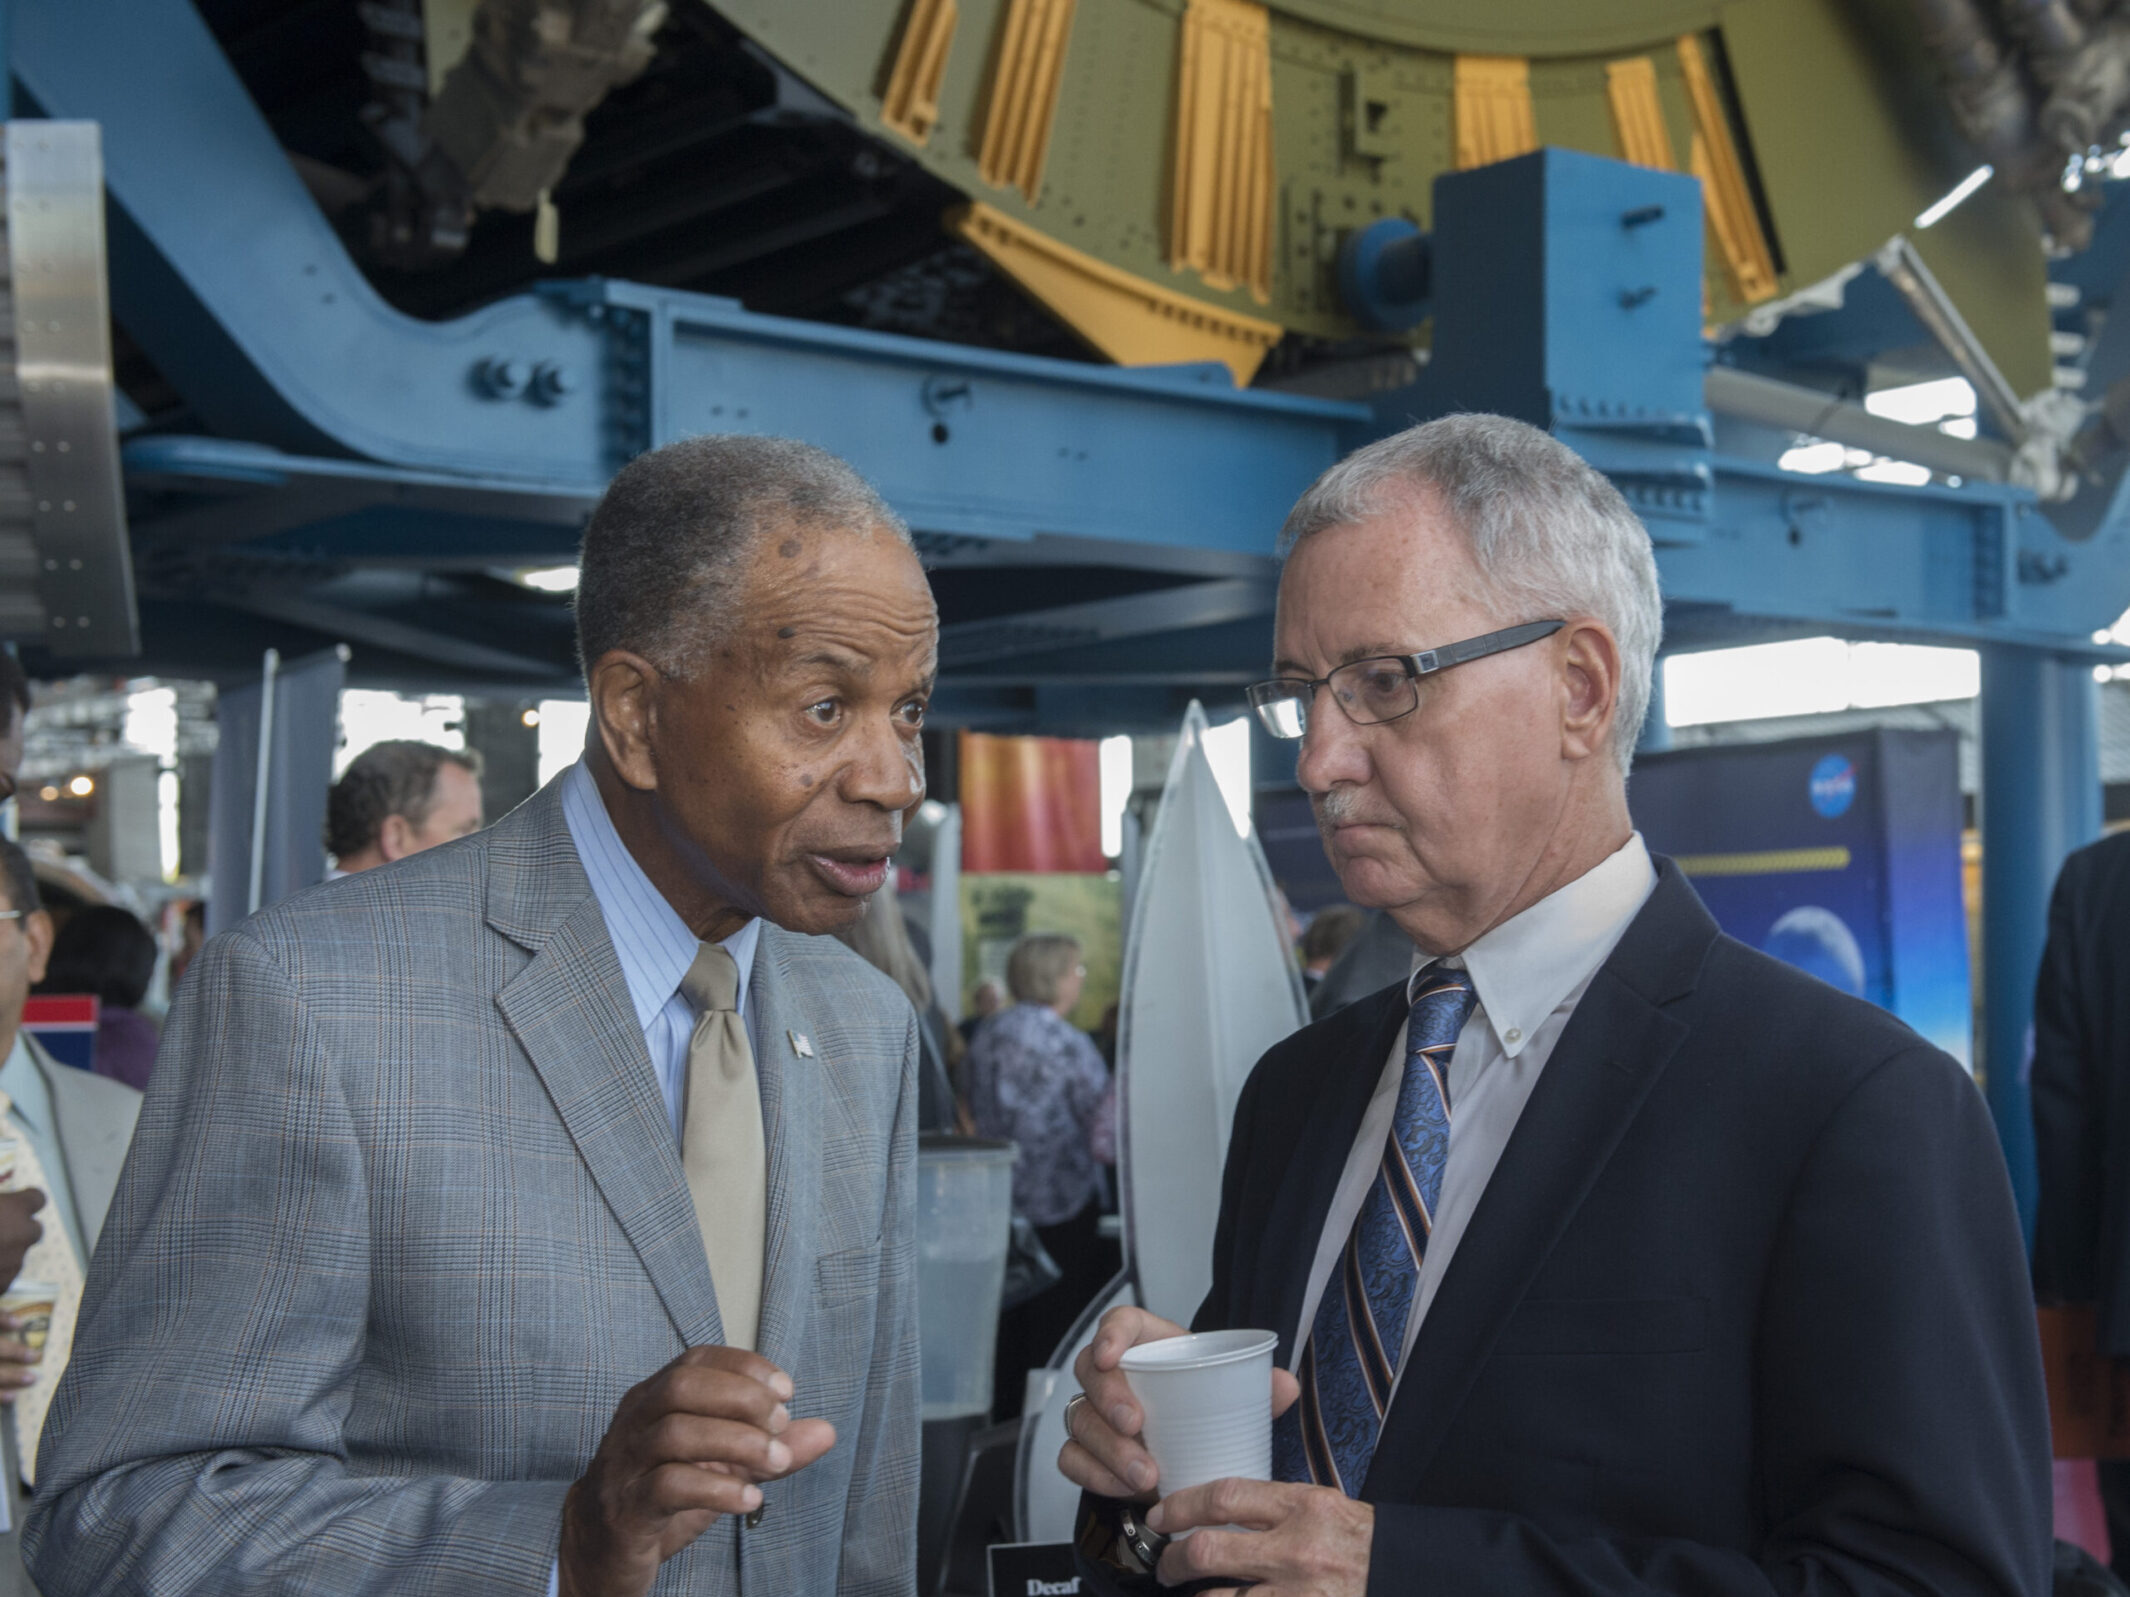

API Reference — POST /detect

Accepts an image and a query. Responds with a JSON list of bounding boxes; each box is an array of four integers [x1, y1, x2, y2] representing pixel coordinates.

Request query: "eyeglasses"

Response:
[[1246, 620, 1566, 740]]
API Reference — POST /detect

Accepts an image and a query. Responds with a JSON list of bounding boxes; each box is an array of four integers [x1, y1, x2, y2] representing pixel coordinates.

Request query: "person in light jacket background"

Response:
[[967, 933, 1116, 1418]]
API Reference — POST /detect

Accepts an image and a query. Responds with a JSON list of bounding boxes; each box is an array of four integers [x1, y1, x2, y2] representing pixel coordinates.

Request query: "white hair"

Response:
[[1279, 413, 1663, 775]]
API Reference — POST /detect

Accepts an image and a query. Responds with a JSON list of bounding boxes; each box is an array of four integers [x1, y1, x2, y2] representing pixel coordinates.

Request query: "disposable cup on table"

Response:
[[1118, 1328, 1279, 1497]]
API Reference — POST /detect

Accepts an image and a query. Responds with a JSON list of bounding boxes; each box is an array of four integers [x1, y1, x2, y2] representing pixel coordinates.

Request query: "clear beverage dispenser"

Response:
[[915, 1133, 1016, 1419]]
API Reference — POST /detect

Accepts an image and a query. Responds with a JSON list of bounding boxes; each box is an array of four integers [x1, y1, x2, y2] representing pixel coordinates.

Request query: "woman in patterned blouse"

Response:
[[967, 933, 1117, 1417]]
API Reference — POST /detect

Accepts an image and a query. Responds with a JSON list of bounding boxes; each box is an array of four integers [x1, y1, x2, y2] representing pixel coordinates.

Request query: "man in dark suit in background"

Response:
[[2033, 828, 2130, 1576], [1061, 413, 2050, 1597]]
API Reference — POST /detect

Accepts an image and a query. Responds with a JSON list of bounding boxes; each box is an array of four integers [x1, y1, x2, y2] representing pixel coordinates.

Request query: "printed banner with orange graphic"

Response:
[[958, 730, 1106, 874]]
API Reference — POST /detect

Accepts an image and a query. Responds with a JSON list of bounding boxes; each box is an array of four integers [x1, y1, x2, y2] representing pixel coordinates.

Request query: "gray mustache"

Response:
[[1313, 788, 1399, 829]]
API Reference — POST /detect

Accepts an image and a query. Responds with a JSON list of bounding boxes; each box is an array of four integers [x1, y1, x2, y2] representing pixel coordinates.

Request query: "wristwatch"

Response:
[[1074, 1494, 1240, 1596], [1118, 1503, 1172, 1573]]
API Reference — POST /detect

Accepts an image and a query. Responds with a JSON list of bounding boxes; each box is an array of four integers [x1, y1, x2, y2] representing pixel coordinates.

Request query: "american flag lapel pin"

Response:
[[788, 1030, 815, 1058]]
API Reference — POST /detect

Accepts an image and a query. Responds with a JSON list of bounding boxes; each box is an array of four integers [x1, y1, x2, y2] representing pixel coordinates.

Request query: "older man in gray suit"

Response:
[[26, 437, 936, 1596]]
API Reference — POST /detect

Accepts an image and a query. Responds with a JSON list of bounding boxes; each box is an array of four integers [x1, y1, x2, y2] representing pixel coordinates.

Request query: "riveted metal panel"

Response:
[[4, 121, 136, 657]]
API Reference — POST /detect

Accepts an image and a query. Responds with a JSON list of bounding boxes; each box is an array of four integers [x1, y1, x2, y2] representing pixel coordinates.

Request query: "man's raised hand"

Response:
[[559, 1345, 836, 1597]]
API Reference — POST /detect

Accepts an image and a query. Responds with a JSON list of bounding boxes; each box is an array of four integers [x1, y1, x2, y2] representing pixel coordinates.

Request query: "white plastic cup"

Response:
[[1118, 1328, 1279, 1496]]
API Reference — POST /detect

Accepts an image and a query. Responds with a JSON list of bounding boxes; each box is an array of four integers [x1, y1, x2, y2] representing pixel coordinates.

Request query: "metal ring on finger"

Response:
[[1062, 1390, 1090, 1442]]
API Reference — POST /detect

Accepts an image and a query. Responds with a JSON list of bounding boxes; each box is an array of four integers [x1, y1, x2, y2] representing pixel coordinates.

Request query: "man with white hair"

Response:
[[1060, 414, 2050, 1596]]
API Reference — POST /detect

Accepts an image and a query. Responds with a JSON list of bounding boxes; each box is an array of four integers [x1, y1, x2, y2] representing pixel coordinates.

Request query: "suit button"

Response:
[[745, 1506, 766, 1530]]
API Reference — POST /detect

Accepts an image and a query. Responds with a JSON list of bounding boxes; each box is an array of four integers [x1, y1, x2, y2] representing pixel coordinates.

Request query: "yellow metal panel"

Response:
[[953, 201, 1282, 383], [1605, 56, 1676, 171], [1170, 0, 1276, 304], [1453, 55, 1539, 169], [882, 0, 959, 146], [421, 0, 479, 100], [1677, 32, 1777, 305], [978, 0, 1078, 202], [1674, 847, 1853, 876]]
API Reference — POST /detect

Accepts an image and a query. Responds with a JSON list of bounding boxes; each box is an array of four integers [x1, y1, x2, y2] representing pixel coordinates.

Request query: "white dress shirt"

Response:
[[1291, 833, 1657, 1391]]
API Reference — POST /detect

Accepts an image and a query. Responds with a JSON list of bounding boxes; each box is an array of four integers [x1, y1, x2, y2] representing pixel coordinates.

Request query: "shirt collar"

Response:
[[560, 759, 760, 1032], [1408, 832, 1657, 1059]]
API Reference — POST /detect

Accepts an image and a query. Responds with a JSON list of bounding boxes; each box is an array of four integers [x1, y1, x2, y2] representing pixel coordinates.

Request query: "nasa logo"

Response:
[[1808, 754, 1856, 819]]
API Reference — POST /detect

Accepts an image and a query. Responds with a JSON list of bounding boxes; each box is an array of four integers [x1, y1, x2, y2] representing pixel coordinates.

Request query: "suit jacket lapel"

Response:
[[748, 929, 821, 1376], [1253, 984, 1410, 1359], [489, 782, 724, 1348], [1360, 861, 1713, 1501], [33, 1037, 130, 1247]]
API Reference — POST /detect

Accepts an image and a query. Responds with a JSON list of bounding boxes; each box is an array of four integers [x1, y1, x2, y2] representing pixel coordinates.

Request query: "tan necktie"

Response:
[[680, 943, 766, 1352], [0, 1093, 84, 1487]]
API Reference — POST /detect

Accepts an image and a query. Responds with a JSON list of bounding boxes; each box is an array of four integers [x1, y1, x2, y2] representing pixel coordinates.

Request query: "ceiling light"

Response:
[[36, 786, 56, 803], [520, 708, 541, 728], [67, 775, 93, 797], [516, 566, 580, 593], [1916, 164, 1993, 228]]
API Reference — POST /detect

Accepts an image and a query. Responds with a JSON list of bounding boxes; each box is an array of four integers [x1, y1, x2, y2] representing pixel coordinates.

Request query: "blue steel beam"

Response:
[[28, 0, 2130, 1214], [20, 0, 1363, 559], [1382, 151, 2130, 651]]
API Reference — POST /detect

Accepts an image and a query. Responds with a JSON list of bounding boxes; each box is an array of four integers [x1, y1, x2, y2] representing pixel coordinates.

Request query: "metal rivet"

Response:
[[68, 559, 81, 570], [29, 441, 42, 453], [35, 502, 47, 513], [55, 441, 68, 453], [74, 616, 88, 628], [60, 501, 73, 512], [49, 616, 64, 628]]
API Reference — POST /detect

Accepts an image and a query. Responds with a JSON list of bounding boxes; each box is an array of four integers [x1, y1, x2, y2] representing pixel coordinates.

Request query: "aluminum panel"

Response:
[[6, 121, 137, 656]]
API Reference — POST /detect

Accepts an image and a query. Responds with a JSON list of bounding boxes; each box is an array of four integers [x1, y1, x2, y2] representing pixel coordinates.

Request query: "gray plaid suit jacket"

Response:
[[22, 777, 921, 1596]]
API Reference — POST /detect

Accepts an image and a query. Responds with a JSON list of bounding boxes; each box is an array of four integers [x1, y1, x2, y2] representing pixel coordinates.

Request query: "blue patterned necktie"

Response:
[[1272, 964, 1478, 1494]]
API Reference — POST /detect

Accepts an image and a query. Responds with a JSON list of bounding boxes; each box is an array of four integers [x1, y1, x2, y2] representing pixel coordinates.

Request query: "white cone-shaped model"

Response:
[[1017, 702, 1308, 1541], [1119, 701, 1309, 1327]]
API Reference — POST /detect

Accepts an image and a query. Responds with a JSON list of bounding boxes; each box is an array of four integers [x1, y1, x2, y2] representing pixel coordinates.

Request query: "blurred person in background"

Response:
[[324, 741, 484, 876], [35, 907, 161, 1092], [834, 888, 958, 1131], [0, 657, 47, 1378], [2031, 829, 2130, 1577], [0, 655, 27, 796], [967, 933, 1115, 1418], [1298, 904, 1366, 998], [0, 842, 140, 1597], [957, 978, 1003, 1048]]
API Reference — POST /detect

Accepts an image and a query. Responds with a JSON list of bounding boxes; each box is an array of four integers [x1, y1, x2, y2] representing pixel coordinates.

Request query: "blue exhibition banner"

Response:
[[1630, 728, 1972, 1069]]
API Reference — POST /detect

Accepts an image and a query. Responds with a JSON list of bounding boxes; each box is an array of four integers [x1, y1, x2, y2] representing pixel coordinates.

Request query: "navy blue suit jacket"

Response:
[[1196, 859, 2050, 1596]]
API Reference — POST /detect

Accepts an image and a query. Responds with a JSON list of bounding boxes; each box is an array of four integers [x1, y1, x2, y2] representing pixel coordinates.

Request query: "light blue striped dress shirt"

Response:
[[560, 758, 762, 1139], [548, 760, 763, 1596]]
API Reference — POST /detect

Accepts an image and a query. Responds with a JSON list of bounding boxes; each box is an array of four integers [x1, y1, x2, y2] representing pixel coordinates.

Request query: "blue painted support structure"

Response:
[[14, 0, 1360, 559], [1980, 648, 2103, 1236], [19, 1, 2130, 1184]]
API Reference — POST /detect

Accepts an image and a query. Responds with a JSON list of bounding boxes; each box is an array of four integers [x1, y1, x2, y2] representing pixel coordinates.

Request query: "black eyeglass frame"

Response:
[[1246, 619, 1568, 739]]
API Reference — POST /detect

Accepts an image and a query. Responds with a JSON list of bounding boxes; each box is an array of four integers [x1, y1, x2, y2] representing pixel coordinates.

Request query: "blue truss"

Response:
[[27, 0, 2130, 1217]]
